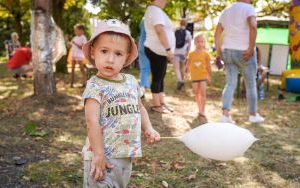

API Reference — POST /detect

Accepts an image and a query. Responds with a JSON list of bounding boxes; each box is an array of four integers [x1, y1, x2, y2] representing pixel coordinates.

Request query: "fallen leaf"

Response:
[[151, 161, 157, 174], [159, 161, 170, 169], [187, 174, 196, 181], [170, 161, 185, 171], [186, 168, 198, 181], [162, 180, 168, 188], [131, 171, 144, 177]]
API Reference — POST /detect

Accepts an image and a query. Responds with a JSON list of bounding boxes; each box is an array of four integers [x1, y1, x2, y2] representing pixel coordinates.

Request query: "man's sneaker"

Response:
[[249, 114, 265, 123], [220, 115, 235, 124]]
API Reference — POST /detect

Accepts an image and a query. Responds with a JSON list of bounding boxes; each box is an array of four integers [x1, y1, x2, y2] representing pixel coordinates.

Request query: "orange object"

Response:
[[67, 47, 88, 65]]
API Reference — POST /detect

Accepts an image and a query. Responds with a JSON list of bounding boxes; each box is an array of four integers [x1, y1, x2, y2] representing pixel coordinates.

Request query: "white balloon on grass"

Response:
[[179, 123, 258, 161]]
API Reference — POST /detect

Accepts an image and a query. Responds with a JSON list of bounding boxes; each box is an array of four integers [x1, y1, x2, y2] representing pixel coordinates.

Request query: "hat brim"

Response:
[[82, 30, 138, 68]]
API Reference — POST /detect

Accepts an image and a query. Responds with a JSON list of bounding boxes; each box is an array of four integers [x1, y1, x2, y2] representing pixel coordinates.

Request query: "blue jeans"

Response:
[[138, 48, 151, 88], [221, 49, 258, 113]]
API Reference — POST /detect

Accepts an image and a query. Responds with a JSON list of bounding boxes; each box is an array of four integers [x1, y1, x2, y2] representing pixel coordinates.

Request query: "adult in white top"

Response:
[[144, 0, 175, 113], [214, 0, 265, 123], [144, 2, 175, 57]]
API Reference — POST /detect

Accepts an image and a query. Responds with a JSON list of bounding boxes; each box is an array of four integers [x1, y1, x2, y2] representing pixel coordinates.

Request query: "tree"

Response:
[[31, 0, 56, 96], [0, 0, 31, 43]]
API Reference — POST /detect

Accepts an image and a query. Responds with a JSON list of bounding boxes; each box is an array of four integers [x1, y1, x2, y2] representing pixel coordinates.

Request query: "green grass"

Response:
[[0, 62, 299, 187]]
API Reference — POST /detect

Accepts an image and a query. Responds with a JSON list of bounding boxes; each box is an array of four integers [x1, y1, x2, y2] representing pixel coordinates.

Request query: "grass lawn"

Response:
[[0, 61, 299, 187]]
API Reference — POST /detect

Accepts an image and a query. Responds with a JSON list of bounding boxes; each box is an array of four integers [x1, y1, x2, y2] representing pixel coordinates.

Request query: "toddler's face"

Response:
[[74, 28, 82, 36], [194, 36, 205, 49], [91, 33, 130, 79]]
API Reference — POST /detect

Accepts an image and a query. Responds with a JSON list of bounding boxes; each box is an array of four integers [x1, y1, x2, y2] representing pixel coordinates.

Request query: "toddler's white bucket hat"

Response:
[[82, 19, 138, 67]]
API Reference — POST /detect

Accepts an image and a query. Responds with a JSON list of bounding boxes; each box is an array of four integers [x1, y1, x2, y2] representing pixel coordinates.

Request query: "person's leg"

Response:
[[138, 49, 151, 89], [173, 55, 183, 82], [78, 60, 87, 86], [199, 81, 207, 116], [71, 60, 76, 87], [241, 51, 264, 122], [159, 58, 167, 103], [242, 56, 258, 115], [145, 47, 168, 113], [222, 63, 239, 116], [180, 59, 186, 83], [192, 82, 201, 114], [84, 158, 132, 188]]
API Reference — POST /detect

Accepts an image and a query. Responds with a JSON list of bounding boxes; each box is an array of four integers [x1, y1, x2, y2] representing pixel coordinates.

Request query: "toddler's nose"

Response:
[[107, 53, 115, 63]]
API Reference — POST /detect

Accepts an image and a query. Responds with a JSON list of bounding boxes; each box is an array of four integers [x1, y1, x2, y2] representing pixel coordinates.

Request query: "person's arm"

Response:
[[85, 99, 113, 181], [139, 99, 160, 144], [186, 31, 192, 54], [207, 55, 212, 83], [154, 24, 174, 61], [72, 41, 83, 49], [243, 16, 257, 61], [257, 47, 262, 66], [214, 23, 224, 56]]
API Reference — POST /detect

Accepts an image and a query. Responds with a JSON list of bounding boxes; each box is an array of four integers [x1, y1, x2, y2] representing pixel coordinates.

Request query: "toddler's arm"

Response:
[[85, 99, 114, 181], [139, 99, 160, 144], [207, 55, 212, 83]]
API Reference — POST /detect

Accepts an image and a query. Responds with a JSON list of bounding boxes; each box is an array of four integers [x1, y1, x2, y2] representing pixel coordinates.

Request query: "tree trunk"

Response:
[[52, 0, 66, 28], [31, 0, 56, 96]]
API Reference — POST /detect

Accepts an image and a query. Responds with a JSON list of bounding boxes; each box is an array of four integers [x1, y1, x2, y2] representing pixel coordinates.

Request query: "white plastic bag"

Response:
[[179, 123, 258, 161]]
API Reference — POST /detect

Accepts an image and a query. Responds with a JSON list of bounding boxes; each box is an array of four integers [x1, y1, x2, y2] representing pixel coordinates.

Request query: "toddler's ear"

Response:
[[90, 47, 95, 60], [125, 53, 130, 64]]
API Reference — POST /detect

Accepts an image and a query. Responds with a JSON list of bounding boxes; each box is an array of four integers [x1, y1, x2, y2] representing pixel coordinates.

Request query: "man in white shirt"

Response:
[[174, 19, 192, 90], [214, 0, 265, 123]]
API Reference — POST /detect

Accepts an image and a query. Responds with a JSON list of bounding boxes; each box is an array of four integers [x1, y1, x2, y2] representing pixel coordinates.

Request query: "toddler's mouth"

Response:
[[104, 66, 113, 71]]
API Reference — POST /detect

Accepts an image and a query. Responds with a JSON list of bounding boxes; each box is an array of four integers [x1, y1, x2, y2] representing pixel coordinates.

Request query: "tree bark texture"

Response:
[[31, 0, 56, 96]]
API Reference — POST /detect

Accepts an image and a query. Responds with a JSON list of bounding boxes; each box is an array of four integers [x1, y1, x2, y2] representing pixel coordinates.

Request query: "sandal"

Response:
[[150, 106, 170, 114], [161, 103, 174, 112], [198, 113, 208, 124]]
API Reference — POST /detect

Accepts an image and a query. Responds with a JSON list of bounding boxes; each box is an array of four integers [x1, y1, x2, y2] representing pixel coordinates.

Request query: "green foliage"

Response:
[[0, 0, 31, 44], [94, 0, 149, 38], [25, 122, 49, 137], [61, 4, 91, 37]]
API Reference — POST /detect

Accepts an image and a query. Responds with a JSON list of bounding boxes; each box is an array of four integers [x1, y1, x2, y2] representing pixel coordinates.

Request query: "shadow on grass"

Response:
[[0, 63, 299, 187]]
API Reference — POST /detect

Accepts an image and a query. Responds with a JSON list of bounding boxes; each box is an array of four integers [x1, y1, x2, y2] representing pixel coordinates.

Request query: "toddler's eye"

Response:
[[115, 52, 123, 56], [100, 49, 108, 54]]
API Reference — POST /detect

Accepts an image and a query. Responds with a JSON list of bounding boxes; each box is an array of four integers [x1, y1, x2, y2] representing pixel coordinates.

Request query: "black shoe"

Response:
[[13, 74, 20, 79], [176, 82, 184, 90]]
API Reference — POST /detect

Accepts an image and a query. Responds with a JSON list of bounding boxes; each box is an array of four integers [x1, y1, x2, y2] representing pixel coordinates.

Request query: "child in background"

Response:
[[186, 34, 212, 124], [71, 24, 87, 88], [81, 19, 160, 187]]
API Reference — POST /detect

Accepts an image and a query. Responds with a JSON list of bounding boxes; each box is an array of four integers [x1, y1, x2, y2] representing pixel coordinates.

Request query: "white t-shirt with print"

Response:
[[219, 2, 256, 50], [144, 5, 175, 56], [82, 74, 142, 160]]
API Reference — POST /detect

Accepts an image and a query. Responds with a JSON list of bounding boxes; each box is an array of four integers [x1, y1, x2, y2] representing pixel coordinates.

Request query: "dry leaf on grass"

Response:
[[131, 171, 144, 178], [186, 168, 198, 181], [158, 160, 170, 169], [170, 161, 185, 171], [162, 180, 168, 188], [151, 161, 157, 174]]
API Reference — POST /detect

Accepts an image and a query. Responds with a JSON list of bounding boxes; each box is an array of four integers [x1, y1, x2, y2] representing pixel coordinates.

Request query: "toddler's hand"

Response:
[[90, 155, 114, 181], [207, 77, 212, 84], [144, 128, 160, 144]]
